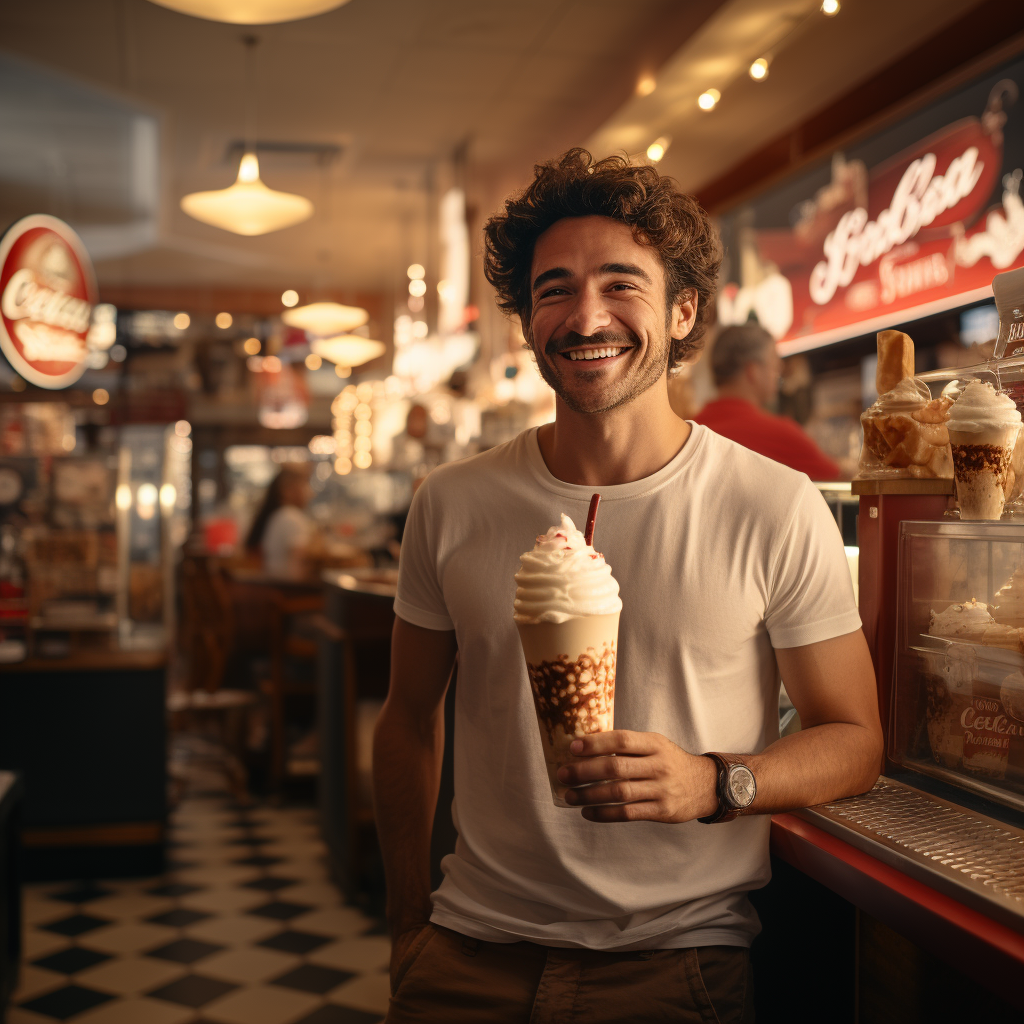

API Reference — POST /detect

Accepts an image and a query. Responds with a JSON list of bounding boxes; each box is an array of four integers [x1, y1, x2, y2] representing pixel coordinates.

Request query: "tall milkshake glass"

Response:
[[947, 381, 1022, 520], [514, 497, 622, 806]]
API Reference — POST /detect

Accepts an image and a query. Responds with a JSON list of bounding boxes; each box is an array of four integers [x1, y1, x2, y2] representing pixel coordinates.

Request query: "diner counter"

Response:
[[770, 781, 1024, 1013]]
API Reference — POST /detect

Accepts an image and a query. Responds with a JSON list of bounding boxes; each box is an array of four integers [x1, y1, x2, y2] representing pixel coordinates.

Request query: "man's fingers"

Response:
[[580, 801, 664, 823], [564, 779, 660, 806], [558, 754, 651, 786], [568, 729, 661, 758]]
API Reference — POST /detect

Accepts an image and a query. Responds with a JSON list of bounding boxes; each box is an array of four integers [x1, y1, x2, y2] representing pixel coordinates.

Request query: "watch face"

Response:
[[726, 765, 756, 808]]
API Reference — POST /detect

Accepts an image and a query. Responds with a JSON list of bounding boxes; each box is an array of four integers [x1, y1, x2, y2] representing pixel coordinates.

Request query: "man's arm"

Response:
[[557, 629, 882, 822], [372, 616, 457, 965]]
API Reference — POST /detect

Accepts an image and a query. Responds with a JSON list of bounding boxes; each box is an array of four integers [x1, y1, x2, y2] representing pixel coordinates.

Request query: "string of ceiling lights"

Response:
[[645, 0, 842, 164]]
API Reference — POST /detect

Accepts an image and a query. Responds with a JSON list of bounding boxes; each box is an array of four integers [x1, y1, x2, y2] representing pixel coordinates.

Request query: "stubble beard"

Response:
[[530, 325, 671, 415]]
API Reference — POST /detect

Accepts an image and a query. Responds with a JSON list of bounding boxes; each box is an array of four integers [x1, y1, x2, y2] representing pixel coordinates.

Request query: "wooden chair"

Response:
[[170, 555, 259, 804], [262, 585, 325, 796]]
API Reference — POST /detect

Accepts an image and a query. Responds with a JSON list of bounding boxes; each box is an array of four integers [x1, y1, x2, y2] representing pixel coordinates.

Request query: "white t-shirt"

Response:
[[395, 424, 861, 951], [262, 506, 314, 579]]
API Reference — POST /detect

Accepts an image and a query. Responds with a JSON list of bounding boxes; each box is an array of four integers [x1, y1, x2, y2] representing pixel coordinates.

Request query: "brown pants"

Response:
[[386, 924, 754, 1024]]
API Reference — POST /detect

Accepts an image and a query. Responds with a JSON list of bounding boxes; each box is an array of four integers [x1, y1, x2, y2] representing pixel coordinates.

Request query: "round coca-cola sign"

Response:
[[0, 215, 97, 389]]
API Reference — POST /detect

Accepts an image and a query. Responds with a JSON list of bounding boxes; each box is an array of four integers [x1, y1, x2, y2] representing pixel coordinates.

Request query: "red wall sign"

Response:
[[0, 214, 97, 389], [717, 70, 1024, 355]]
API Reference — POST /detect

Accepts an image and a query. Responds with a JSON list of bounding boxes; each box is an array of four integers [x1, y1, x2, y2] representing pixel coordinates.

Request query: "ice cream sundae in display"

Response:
[[928, 599, 1023, 652], [858, 330, 954, 480], [514, 496, 622, 806], [947, 381, 1022, 519]]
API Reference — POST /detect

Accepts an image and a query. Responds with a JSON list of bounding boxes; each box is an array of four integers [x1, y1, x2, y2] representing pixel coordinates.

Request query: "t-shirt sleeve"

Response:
[[764, 477, 861, 648], [394, 479, 455, 632]]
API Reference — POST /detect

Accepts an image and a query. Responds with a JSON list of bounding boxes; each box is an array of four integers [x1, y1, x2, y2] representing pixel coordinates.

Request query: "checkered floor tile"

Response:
[[14, 797, 389, 1024]]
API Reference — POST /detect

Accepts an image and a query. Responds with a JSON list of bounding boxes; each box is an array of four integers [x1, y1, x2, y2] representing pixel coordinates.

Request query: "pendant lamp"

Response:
[[311, 335, 386, 367], [180, 36, 313, 235], [181, 153, 313, 235], [149, 1, 350, 24], [283, 302, 368, 336]]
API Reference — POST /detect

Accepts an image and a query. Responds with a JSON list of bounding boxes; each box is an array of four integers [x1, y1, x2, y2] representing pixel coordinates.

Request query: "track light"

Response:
[[697, 88, 720, 112]]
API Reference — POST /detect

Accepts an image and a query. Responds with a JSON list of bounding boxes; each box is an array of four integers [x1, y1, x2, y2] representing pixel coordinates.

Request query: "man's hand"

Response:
[[557, 730, 718, 823]]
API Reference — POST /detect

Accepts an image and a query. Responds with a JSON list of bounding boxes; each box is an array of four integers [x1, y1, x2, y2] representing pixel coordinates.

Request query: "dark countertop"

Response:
[[2, 649, 168, 673]]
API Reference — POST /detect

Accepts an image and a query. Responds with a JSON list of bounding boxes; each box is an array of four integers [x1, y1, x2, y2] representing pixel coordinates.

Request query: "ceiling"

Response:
[[0, 0, 991, 303], [587, 0, 987, 193]]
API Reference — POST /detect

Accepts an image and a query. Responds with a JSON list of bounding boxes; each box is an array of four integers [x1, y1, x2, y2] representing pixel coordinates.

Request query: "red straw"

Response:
[[584, 493, 601, 546]]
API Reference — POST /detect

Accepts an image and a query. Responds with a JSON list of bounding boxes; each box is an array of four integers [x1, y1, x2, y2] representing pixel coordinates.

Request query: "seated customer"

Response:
[[245, 465, 319, 580], [695, 322, 842, 479]]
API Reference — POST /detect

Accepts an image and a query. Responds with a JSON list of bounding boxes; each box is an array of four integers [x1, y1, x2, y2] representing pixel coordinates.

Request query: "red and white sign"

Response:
[[0, 214, 97, 389], [718, 80, 1024, 354]]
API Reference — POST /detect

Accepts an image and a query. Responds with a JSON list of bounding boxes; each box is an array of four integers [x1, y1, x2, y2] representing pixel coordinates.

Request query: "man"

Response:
[[373, 149, 881, 1023], [695, 322, 842, 479]]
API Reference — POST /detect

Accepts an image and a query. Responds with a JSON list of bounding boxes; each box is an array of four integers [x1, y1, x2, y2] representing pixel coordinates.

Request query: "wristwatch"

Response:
[[697, 752, 757, 824]]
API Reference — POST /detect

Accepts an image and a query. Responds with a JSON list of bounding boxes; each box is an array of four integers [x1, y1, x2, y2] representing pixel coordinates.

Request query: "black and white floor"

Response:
[[11, 798, 389, 1024]]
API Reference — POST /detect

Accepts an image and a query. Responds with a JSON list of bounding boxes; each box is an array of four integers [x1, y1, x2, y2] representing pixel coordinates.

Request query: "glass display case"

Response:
[[893, 520, 1024, 814]]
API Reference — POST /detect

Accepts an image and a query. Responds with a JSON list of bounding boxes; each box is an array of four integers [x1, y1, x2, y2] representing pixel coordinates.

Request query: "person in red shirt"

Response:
[[695, 322, 843, 480]]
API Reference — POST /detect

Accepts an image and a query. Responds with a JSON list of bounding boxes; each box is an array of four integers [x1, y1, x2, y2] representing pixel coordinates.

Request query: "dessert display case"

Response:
[[892, 521, 1024, 814]]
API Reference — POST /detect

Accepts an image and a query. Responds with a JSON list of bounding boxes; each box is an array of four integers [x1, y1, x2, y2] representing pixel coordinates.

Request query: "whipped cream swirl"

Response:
[[870, 375, 931, 411], [928, 598, 992, 638], [513, 513, 622, 624], [948, 380, 1021, 434]]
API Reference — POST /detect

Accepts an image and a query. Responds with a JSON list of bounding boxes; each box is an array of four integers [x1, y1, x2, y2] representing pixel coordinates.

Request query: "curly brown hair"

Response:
[[483, 148, 722, 370]]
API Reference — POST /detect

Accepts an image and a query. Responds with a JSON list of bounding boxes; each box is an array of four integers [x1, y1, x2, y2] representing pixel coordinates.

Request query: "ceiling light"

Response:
[[215, 312, 233, 328], [636, 75, 657, 97], [407, 263, 425, 280], [243, 337, 261, 355], [281, 289, 299, 307], [408, 279, 427, 298], [749, 58, 769, 81], [305, 352, 322, 370], [181, 153, 313, 235], [821, 0, 839, 13], [412, 320, 429, 338], [646, 136, 671, 162], [159, 484, 177, 510], [311, 335, 386, 367], [92, 388, 109, 405], [173, 312, 190, 330], [137, 483, 158, 507], [282, 302, 369, 335], [181, 36, 312, 235], [147, 1, 351, 25], [697, 89, 721, 111]]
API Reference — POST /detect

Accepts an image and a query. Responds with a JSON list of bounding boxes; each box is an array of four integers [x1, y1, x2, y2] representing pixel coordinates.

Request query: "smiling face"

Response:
[[528, 216, 694, 415]]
